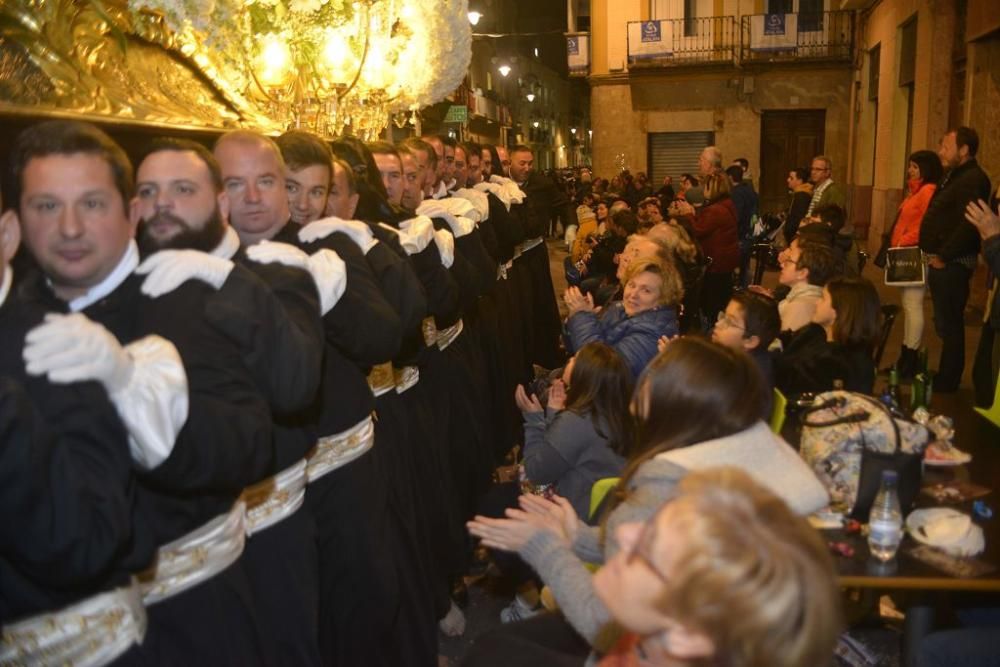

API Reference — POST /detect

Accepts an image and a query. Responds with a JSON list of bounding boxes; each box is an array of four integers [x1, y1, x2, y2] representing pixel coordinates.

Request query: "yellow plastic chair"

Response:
[[588, 477, 620, 521], [975, 375, 1000, 429], [770, 388, 787, 434]]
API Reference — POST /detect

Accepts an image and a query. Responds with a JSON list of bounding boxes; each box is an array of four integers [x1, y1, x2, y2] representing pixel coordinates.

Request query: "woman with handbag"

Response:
[[885, 150, 943, 376]]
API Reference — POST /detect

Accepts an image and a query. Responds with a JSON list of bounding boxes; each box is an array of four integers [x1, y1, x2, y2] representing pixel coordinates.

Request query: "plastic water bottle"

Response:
[[868, 470, 903, 562]]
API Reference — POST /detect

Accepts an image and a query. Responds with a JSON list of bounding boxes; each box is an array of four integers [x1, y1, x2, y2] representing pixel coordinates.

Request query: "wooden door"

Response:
[[759, 109, 826, 215]]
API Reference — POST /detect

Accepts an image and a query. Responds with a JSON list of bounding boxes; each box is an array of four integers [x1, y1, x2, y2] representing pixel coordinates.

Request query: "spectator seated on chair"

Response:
[[564, 256, 682, 379], [465, 339, 829, 666], [711, 290, 781, 392], [776, 238, 840, 334], [776, 276, 882, 396]]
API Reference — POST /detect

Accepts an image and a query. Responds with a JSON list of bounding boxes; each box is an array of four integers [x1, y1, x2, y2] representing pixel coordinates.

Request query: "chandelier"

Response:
[[130, 0, 472, 139]]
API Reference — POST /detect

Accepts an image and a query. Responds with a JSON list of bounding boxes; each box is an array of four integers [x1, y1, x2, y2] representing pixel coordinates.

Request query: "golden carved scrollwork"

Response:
[[0, 0, 282, 132]]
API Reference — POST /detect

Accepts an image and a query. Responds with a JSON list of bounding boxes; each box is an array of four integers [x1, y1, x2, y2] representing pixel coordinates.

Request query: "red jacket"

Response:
[[692, 198, 739, 273], [892, 181, 936, 248]]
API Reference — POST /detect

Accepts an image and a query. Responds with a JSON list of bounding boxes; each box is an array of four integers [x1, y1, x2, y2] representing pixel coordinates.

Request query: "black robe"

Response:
[[0, 294, 138, 627], [274, 221, 416, 667], [215, 251, 327, 667], [19, 271, 274, 667]]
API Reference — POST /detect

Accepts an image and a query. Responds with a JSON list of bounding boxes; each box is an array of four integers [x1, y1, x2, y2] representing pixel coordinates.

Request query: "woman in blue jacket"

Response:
[[564, 256, 681, 378]]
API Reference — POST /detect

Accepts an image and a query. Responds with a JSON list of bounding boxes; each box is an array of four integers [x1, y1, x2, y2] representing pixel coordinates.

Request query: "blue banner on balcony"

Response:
[[567, 34, 589, 73], [750, 13, 797, 51], [627, 20, 673, 59]]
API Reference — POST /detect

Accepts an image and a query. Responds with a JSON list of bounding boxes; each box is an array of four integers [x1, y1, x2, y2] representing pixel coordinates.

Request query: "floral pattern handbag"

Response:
[[799, 391, 931, 519]]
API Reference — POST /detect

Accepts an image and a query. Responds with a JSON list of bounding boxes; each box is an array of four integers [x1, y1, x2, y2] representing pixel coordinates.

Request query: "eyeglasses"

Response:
[[715, 312, 746, 330], [780, 257, 800, 268], [626, 521, 669, 584]]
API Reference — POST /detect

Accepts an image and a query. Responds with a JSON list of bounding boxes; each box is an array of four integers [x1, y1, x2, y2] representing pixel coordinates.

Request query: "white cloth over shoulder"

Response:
[[656, 420, 829, 515], [299, 217, 378, 255], [393, 216, 436, 254], [488, 174, 526, 205], [416, 199, 476, 237], [451, 188, 490, 222]]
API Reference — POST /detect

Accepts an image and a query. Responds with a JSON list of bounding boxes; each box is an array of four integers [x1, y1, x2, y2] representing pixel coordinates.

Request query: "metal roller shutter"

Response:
[[647, 131, 715, 186]]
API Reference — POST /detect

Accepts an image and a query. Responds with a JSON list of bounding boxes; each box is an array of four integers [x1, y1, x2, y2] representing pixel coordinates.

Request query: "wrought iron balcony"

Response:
[[740, 10, 854, 64], [626, 17, 738, 68]]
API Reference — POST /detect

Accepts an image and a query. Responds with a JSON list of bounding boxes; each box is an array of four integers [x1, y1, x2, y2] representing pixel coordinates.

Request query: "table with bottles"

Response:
[[810, 390, 1000, 667], [816, 390, 1000, 591]]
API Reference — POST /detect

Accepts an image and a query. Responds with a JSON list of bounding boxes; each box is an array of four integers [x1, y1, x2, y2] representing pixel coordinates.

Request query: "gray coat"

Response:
[[522, 407, 625, 520], [519, 421, 828, 646]]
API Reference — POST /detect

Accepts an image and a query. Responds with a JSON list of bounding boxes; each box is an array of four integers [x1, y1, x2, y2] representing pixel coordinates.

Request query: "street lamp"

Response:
[[468, 11, 482, 25], [570, 127, 577, 135], [532, 120, 540, 128], [526, 92, 535, 102], [498, 64, 511, 77]]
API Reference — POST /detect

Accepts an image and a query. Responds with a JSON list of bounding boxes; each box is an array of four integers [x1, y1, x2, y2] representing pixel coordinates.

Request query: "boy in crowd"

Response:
[[712, 290, 781, 391]]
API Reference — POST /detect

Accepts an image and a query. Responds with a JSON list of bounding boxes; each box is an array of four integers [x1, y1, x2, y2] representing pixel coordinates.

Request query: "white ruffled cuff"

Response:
[[111, 335, 189, 471], [452, 188, 490, 221], [299, 217, 377, 255], [433, 229, 455, 268], [395, 216, 435, 253], [307, 249, 347, 315]]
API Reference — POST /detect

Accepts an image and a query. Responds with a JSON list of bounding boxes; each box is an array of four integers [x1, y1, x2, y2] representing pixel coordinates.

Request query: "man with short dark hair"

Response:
[[10, 119, 274, 665], [919, 126, 992, 392], [395, 143, 426, 211], [508, 144, 570, 367], [137, 135, 332, 666], [783, 167, 813, 244], [369, 141, 405, 206], [0, 173, 148, 665]]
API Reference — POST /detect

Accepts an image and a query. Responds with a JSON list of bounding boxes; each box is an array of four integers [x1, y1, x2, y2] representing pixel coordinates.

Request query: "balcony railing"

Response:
[[626, 17, 737, 68], [740, 10, 854, 64]]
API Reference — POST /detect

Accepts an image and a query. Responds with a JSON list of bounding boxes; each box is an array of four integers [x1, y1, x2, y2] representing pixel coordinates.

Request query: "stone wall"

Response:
[[590, 66, 852, 201]]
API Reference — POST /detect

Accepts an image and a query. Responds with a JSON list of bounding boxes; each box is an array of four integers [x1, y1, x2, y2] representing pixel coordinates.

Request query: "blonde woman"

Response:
[[564, 257, 682, 378], [592, 466, 842, 666]]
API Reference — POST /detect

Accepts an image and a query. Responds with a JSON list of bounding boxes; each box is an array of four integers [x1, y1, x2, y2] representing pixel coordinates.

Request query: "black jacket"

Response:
[[919, 158, 992, 261], [0, 294, 139, 623], [775, 323, 875, 397]]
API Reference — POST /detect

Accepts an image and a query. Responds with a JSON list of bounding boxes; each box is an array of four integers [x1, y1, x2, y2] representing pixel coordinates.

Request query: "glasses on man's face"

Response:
[[780, 257, 800, 268], [810, 166, 829, 173], [715, 312, 746, 330]]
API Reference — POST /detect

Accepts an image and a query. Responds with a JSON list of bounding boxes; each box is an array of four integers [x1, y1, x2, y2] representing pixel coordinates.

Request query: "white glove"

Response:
[[433, 229, 455, 268], [24, 313, 135, 393], [396, 216, 436, 254], [299, 217, 377, 254], [307, 249, 347, 315], [136, 250, 234, 298], [245, 240, 310, 271], [23, 314, 188, 469]]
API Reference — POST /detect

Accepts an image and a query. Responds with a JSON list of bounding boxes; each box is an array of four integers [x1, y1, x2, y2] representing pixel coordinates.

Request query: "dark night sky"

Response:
[[470, 0, 570, 75]]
